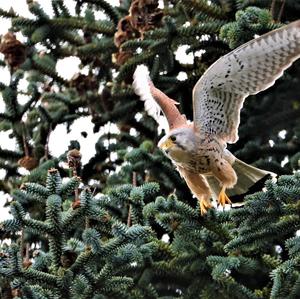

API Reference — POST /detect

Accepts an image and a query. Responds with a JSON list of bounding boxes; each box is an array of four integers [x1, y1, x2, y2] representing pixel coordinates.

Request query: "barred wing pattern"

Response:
[[193, 20, 300, 144]]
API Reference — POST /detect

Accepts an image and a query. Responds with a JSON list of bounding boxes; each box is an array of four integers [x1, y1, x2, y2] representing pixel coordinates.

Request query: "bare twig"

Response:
[[22, 134, 29, 156], [271, 0, 286, 22], [20, 229, 24, 259], [127, 204, 132, 227], [270, 0, 276, 19], [277, 0, 286, 22], [127, 172, 137, 227], [44, 128, 52, 160]]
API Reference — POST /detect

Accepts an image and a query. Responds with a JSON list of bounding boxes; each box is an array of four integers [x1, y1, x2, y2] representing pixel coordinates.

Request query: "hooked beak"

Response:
[[158, 138, 174, 151]]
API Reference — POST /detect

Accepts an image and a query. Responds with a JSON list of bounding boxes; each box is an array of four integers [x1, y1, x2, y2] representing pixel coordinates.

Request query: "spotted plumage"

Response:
[[193, 22, 300, 143], [133, 20, 300, 214]]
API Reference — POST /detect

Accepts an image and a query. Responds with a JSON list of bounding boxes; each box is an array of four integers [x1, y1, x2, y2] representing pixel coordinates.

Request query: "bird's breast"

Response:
[[171, 152, 212, 174], [167, 139, 223, 174]]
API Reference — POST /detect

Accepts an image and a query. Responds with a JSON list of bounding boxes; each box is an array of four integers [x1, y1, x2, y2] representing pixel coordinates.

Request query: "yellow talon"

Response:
[[218, 187, 231, 207], [199, 198, 213, 215]]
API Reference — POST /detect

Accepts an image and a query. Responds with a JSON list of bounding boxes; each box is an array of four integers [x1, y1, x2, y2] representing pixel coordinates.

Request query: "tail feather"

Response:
[[206, 158, 274, 202]]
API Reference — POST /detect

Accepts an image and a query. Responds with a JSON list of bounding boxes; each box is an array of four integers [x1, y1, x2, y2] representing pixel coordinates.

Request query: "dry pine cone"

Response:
[[67, 149, 82, 169], [18, 156, 39, 171], [129, 0, 163, 34], [0, 32, 26, 68], [70, 73, 98, 94]]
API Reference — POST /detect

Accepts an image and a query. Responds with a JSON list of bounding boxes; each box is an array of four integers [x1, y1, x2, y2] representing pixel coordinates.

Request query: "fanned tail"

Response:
[[206, 158, 274, 203]]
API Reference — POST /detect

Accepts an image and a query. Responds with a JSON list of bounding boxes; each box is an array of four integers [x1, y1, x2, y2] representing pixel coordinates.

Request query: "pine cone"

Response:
[[18, 156, 39, 171], [113, 50, 133, 66], [70, 73, 98, 94], [114, 15, 139, 48], [129, 0, 163, 34], [0, 32, 26, 68], [67, 149, 82, 169]]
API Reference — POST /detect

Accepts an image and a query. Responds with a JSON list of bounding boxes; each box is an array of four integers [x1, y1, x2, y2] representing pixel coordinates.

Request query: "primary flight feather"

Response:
[[133, 20, 300, 214]]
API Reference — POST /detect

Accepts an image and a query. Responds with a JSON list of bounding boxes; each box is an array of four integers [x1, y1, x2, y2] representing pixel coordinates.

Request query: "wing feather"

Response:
[[193, 20, 300, 144]]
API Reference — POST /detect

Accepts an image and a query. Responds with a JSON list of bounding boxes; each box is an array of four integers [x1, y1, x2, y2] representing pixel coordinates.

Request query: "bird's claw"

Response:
[[218, 188, 231, 207], [200, 199, 213, 215]]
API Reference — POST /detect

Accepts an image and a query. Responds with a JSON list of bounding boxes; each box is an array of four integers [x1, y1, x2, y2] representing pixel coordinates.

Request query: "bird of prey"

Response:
[[133, 20, 300, 214]]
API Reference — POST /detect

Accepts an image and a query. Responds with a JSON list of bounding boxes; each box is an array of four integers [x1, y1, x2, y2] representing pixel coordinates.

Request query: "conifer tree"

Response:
[[0, 0, 300, 298]]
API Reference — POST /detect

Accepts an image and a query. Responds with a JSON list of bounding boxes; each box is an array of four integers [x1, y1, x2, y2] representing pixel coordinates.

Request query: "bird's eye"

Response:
[[170, 135, 176, 142]]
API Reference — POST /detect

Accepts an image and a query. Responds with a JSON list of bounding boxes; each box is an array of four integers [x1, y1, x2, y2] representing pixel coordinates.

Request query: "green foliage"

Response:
[[220, 6, 276, 49], [1, 170, 161, 298]]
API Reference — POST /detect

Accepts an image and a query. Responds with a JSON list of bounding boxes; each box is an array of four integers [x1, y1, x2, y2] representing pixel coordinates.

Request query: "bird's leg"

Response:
[[199, 195, 213, 215], [177, 166, 213, 215], [218, 186, 231, 207], [212, 158, 237, 207]]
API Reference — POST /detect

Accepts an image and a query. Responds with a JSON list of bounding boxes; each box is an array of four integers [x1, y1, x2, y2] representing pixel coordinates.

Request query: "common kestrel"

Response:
[[133, 20, 300, 214]]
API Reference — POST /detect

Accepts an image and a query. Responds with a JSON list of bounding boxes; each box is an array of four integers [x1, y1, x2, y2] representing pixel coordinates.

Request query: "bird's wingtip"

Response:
[[133, 64, 150, 79], [132, 64, 161, 122], [132, 64, 152, 100]]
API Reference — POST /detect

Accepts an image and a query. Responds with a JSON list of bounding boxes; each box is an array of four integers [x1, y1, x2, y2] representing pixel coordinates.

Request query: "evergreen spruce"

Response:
[[0, 0, 300, 298]]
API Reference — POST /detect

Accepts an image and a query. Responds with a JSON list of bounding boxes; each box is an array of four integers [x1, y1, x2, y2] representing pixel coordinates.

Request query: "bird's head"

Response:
[[158, 127, 196, 162]]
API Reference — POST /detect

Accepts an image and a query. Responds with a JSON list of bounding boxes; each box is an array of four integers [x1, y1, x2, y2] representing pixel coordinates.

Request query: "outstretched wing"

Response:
[[193, 20, 300, 144], [133, 65, 187, 130]]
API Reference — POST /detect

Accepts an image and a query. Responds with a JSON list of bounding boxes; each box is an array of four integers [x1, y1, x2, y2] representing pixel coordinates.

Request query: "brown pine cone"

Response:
[[129, 0, 163, 34], [67, 149, 82, 169], [114, 15, 140, 48], [0, 32, 26, 68], [70, 73, 98, 94], [18, 156, 39, 171], [113, 50, 133, 66]]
